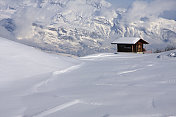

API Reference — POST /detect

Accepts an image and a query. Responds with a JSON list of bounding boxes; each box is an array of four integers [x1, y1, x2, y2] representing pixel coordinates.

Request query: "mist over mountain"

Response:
[[0, 0, 176, 56]]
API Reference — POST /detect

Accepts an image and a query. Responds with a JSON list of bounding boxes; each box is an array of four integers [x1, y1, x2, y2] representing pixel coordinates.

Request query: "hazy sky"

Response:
[[106, 0, 153, 8], [106, 0, 135, 8], [107, 0, 176, 20]]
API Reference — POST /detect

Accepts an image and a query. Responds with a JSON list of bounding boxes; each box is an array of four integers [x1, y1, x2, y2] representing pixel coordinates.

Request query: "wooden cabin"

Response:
[[111, 37, 149, 53]]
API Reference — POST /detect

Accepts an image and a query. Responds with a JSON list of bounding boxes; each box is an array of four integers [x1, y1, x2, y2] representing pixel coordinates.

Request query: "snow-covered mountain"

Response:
[[0, 0, 176, 56]]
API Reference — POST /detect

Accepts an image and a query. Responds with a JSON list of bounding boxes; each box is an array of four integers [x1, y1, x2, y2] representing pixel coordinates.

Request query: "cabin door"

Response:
[[132, 45, 136, 52], [136, 42, 143, 52]]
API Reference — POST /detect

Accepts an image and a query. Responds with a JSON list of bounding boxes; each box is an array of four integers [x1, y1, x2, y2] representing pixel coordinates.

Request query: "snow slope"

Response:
[[1, 37, 176, 117], [0, 0, 176, 56], [0, 37, 80, 86]]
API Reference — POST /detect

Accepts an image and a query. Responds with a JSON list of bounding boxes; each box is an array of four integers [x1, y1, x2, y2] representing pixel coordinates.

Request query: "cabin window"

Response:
[[118, 44, 132, 52], [119, 45, 131, 49]]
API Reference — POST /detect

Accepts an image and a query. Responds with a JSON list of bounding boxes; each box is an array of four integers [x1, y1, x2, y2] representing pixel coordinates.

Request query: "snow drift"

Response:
[[0, 0, 176, 56]]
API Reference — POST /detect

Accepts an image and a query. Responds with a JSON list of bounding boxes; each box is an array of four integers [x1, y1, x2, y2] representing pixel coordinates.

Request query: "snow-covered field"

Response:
[[1, 0, 176, 56], [0, 37, 176, 117]]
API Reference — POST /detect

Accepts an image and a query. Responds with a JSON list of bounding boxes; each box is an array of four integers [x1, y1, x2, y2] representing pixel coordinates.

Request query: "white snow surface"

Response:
[[111, 37, 145, 44], [0, 0, 176, 56], [1, 37, 176, 117], [0, 37, 80, 85]]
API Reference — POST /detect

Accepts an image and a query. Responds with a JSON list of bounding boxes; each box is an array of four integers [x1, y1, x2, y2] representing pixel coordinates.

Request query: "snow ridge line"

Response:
[[52, 64, 81, 75], [32, 99, 81, 117], [32, 64, 82, 93], [81, 56, 141, 61], [117, 68, 144, 75]]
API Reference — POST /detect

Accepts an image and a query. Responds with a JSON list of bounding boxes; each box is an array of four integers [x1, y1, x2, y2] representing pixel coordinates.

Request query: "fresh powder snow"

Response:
[[0, 37, 176, 117]]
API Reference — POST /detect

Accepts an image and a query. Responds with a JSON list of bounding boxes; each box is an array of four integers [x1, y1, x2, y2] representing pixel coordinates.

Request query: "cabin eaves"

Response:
[[111, 37, 148, 44]]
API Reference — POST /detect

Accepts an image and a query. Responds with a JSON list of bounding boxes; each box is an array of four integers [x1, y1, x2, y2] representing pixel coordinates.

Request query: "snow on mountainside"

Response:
[[1, 37, 176, 117], [0, 0, 176, 56], [0, 37, 80, 86]]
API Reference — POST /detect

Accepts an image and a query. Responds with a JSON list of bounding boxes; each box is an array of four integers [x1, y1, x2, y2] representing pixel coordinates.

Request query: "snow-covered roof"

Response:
[[111, 37, 148, 44]]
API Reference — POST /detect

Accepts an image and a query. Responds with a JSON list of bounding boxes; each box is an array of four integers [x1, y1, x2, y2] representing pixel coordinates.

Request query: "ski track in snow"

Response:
[[32, 100, 81, 117], [31, 99, 103, 117], [80, 54, 116, 59], [95, 83, 113, 86], [81, 101, 103, 106], [80, 54, 143, 61], [117, 64, 153, 75], [117, 68, 144, 75], [159, 79, 176, 84], [32, 79, 50, 93], [32, 64, 82, 93], [81, 56, 141, 61], [52, 64, 81, 75], [147, 64, 154, 67]]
